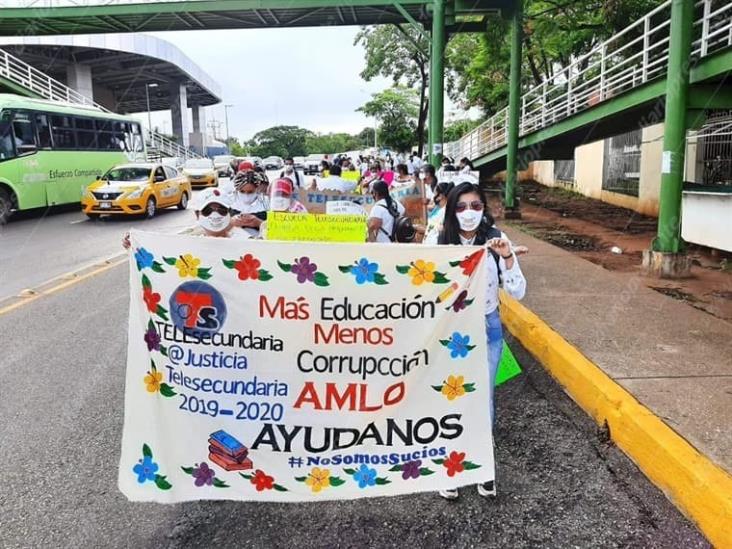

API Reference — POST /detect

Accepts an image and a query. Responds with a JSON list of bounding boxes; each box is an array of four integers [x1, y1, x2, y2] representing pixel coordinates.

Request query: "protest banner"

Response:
[[326, 200, 367, 216], [266, 212, 367, 243], [120, 231, 494, 502], [298, 179, 426, 227], [341, 170, 361, 183]]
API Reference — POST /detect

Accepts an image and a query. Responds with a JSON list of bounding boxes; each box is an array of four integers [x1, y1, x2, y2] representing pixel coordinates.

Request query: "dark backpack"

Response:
[[378, 202, 416, 243]]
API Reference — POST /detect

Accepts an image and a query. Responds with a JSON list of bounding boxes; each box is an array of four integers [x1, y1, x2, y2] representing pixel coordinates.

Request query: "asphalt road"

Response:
[[0, 258, 708, 548]]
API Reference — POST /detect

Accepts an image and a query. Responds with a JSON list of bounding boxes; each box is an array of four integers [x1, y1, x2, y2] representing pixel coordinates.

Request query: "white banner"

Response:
[[119, 230, 494, 502]]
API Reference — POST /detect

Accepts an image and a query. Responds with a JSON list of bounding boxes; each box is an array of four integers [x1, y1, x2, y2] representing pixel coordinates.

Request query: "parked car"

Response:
[[263, 156, 284, 170], [303, 154, 325, 175], [213, 154, 236, 177], [182, 158, 218, 187], [81, 163, 191, 219], [293, 156, 305, 169]]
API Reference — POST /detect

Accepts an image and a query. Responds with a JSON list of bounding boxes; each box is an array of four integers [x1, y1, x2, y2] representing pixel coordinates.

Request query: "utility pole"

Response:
[[145, 82, 158, 132], [224, 104, 233, 146]]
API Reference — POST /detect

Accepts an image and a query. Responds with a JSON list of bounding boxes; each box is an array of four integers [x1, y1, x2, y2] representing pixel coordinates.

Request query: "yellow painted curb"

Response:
[[500, 293, 732, 548]]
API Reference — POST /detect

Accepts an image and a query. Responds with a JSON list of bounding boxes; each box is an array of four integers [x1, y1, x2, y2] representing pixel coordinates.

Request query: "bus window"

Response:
[[131, 122, 144, 152], [113, 121, 127, 151], [96, 119, 114, 150], [51, 115, 75, 149], [35, 113, 52, 149], [12, 111, 36, 156], [75, 117, 96, 150], [0, 125, 13, 161]]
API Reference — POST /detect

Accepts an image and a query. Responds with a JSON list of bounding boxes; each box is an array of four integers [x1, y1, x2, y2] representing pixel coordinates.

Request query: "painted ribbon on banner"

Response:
[[119, 230, 494, 502]]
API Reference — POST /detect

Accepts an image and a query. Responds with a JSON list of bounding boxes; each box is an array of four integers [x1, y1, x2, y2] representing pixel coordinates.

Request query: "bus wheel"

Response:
[[0, 188, 12, 225], [177, 191, 188, 210], [86, 213, 100, 220], [145, 197, 157, 219]]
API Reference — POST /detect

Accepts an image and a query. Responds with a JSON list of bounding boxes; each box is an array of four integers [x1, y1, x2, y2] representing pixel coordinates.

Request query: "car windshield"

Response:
[[102, 167, 151, 182], [213, 156, 233, 163], [184, 160, 212, 169]]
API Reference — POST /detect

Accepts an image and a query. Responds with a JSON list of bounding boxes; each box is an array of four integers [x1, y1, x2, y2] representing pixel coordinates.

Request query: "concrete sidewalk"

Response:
[[501, 225, 732, 545], [504, 225, 731, 474]]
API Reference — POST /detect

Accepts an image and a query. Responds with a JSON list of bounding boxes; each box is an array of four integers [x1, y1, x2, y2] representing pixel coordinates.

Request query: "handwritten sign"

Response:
[[267, 212, 367, 243], [119, 232, 494, 502]]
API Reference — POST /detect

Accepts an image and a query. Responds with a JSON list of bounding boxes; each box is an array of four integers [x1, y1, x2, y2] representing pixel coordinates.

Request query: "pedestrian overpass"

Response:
[[444, 0, 732, 175]]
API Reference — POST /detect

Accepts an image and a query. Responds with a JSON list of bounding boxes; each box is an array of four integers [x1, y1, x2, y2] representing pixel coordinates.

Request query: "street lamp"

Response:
[[224, 104, 234, 147], [145, 82, 159, 132]]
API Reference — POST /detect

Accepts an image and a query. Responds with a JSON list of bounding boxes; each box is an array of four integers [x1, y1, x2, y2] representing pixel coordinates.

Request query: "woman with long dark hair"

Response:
[[437, 181, 526, 501], [367, 180, 406, 243]]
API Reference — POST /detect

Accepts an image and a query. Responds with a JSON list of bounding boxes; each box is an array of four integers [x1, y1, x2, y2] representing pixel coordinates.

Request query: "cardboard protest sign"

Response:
[[120, 231, 494, 502], [298, 179, 426, 227], [326, 200, 367, 216], [267, 213, 367, 243]]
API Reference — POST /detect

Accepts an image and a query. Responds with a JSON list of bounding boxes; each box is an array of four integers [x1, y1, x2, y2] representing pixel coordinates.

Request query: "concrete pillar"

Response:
[[170, 82, 190, 148], [66, 63, 94, 100], [190, 105, 207, 155]]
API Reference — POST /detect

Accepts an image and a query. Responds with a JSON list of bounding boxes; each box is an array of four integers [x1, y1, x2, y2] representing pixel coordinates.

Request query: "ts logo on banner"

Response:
[[169, 281, 227, 335]]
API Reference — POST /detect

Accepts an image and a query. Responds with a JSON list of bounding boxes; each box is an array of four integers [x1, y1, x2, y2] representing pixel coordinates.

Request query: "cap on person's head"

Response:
[[273, 178, 294, 196], [196, 187, 230, 210], [238, 160, 254, 172]]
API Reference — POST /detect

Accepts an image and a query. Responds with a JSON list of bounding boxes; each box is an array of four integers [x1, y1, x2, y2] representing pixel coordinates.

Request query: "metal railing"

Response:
[[0, 45, 201, 160], [445, 0, 732, 162]]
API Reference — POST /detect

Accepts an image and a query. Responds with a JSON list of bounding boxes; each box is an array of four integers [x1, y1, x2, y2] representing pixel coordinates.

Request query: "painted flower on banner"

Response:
[[222, 254, 273, 282], [432, 451, 482, 477], [141, 274, 168, 321], [132, 444, 171, 490], [181, 462, 229, 488], [389, 460, 434, 480], [449, 290, 474, 313], [440, 332, 476, 359], [432, 375, 476, 400], [339, 258, 388, 285], [352, 464, 377, 488], [163, 254, 212, 280], [396, 259, 449, 285], [143, 320, 168, 356], [144, 359, 176, 397], [134, 247, 165, 273], [450, 248, 485, 277], [295, 467, 345, 493], [278, 257, 329, 287], [240, 470, 288, 492]]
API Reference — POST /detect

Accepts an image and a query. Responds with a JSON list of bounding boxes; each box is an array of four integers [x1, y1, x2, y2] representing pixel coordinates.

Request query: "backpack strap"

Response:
[[485, 226, 503, 278]]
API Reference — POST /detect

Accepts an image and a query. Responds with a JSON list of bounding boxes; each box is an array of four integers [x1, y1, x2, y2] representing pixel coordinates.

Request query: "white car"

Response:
[[263, 156, 284, 170], [213, 154, 235, 177], [292, 156, 305, 169], [304, 154, 325, 175]]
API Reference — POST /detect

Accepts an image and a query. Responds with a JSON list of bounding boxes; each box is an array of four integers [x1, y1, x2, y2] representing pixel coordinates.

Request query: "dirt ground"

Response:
[[487, 181, 732, 322]]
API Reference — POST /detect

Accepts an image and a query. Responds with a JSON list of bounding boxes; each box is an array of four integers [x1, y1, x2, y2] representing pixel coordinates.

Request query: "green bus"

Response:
[[0, 94, 146, 224]]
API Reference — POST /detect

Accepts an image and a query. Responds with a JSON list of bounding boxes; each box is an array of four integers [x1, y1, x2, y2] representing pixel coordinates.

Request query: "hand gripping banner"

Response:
[[119, 229, 494, 502]]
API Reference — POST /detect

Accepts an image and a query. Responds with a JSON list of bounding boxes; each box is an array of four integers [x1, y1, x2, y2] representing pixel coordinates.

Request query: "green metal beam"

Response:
[[504, 0, 522, 210], [428, 0, 446, 165], [689, 47, 732, 83], [687, 85, 732, 109], [655, 0, 694, 254], [393, 1, 428, 39]]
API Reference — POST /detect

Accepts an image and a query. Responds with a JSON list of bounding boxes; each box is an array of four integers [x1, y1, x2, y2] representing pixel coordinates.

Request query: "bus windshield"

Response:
[[102, 167, 151, 182]]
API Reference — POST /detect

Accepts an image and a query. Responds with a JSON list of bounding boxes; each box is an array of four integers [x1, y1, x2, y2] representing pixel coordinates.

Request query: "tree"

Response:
[[355, 24, 429, 155], [225, 137, 247, 156], [248, 125, 313, 158], [305, 132, 363, 155], [445, 0, 662, 117], [358, 87, 418, 153], [444, 119, 482, 143]]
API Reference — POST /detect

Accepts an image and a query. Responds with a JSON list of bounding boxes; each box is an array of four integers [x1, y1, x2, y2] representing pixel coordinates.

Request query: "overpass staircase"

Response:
[[444, 0, 732, 173], [0, 46, 201, 161]]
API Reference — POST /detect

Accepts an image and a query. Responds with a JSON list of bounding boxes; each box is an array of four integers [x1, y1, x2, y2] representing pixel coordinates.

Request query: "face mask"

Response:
[[457, 209, 483, 232], [271, 196, 290, 212], [199, 211, 230, 232], [284, 165, 294, 174], [239, 192, 257, 205]]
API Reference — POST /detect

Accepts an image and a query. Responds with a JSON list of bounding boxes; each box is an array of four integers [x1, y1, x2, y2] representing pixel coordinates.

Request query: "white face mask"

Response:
[[457, 209, 483, 232], [271, 196, 290, 212], [284, 165, 294, 174], [238, 192, 257, 205], [199, 212, 230, 232]]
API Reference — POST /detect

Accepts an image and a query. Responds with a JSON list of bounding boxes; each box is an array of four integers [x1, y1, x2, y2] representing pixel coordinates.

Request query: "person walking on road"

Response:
[[422, 181, 454, 245], [229, 171, 269, 238], [436, 181, 526, 501], [315, 164, 357, 193], [280, 158, 304, 189], [367, 180, 410, 243]]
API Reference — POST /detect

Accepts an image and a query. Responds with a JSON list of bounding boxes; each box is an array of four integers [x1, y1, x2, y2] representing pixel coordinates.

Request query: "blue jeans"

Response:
[[486, 309, 503, 426]]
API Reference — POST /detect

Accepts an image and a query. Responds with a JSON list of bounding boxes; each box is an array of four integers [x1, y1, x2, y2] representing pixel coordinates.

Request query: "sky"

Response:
[[136, 26, 467, 142]]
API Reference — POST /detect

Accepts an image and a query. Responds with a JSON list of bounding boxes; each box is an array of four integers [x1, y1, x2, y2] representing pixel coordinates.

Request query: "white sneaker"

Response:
[[439, 488, 459, 500], [477, 480, 496, 497]]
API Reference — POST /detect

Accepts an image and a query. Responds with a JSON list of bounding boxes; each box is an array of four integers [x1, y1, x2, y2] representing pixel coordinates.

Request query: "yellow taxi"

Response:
[[81, 163, 192, 219], [181, 158, 218, 188]]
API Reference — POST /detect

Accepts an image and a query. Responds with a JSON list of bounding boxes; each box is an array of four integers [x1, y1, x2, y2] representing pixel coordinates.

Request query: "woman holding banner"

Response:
[[230, 171, 268, 238], [437, 181, 526, 501]]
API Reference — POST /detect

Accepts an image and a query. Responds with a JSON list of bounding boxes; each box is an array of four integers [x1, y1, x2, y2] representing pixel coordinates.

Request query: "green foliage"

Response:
[[358, 87, 419, 152], [445, 0, 664, 116], [247, 125, 313, 158], [305, 132, 365, 155], [355, 24, 429, 154], [443, 119, 482, 143]]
